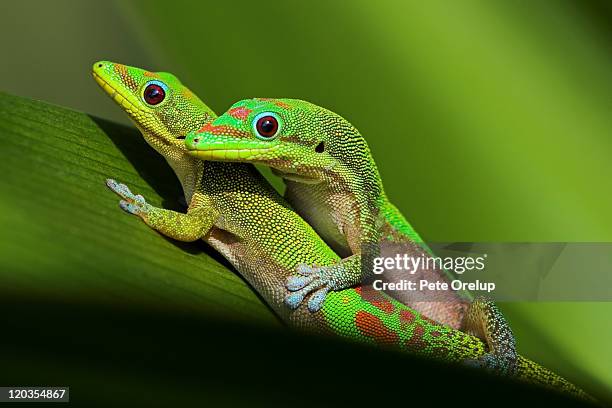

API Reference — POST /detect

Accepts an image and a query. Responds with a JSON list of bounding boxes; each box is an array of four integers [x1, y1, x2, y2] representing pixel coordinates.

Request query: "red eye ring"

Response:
[[143, 83, 166, 105], [255, 115, 279, 138]]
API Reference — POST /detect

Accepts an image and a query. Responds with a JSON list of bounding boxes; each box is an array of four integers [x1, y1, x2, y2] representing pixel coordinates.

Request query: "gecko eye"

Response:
[[253, 112, 281, 139], [143, 80, 167, 105]]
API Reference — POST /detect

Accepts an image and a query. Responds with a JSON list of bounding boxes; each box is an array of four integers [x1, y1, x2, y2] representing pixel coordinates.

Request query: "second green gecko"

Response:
[[181, 98, 551, 379], [92, 62, 587, 399], [183, 99, 474, 328]]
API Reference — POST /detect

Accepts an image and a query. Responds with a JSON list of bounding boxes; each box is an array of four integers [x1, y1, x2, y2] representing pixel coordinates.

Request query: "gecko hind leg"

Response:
[[462, 296, 517, 376]]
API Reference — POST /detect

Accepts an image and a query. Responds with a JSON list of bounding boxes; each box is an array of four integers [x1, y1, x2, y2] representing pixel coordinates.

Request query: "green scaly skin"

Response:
[[93, 64, 588, 400]]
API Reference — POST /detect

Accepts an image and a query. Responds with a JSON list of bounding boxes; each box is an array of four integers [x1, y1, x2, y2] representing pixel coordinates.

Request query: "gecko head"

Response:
[[92, 61, 215, 151], [184, 98, 358, 182]]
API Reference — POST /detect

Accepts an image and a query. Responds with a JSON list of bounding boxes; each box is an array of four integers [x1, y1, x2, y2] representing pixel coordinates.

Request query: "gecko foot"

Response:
[[285, 264, 338, 312], [106, 179, 151, 216]]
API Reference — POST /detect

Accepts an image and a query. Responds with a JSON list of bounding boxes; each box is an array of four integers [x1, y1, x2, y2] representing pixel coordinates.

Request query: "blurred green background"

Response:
[[1, 0, 611, 401]]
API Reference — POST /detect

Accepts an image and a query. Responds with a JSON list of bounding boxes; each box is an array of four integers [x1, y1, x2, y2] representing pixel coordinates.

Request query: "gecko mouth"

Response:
[[92, 71, 143, 115], [187, 146, 279, 162]]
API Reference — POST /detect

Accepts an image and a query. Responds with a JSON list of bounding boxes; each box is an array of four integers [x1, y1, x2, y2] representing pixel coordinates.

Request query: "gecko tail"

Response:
[[516, 356, 594, 402]]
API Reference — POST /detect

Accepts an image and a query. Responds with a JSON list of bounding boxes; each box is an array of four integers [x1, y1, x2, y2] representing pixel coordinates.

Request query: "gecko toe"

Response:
[[296, 264, 317, 275], [119, 200, 131, 213], [284, 281, 325, 311], [119, 200, 141, 215], [307, 287, 329, 312], [286, 275, 313, 291], [107, 179, 135, 200], [284, 292, 305, 309]]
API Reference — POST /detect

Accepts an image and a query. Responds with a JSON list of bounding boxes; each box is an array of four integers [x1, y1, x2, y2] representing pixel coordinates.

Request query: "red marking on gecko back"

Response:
[[197, 123, 249, 137], [399, 309, 416, 324], [356, 286, 394, 313], [355, 311, 399, 345], [370, 300, 395, 314], [403, 324, 426, 350]]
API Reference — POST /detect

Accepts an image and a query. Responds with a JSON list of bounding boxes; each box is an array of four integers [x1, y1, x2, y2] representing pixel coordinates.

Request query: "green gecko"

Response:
[[183, 99, 472, 328], [182, 98, 567, 385], [182, 99, 514, 354], [93, 62, 588, 400]]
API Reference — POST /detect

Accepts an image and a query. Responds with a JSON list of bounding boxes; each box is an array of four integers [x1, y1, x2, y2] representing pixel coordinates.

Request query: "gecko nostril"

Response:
[[315, 141, 325, 153], [97, 63, 103, 68]]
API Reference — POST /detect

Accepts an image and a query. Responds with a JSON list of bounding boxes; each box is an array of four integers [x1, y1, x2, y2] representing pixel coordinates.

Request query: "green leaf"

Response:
[[0, 91, 277, 326]]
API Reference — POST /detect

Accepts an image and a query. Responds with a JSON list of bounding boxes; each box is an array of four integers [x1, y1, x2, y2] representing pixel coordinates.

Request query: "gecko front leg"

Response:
[[106, 179, 219, 242], [285, 241, 379, 313], [285, 254, 363, 312]]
